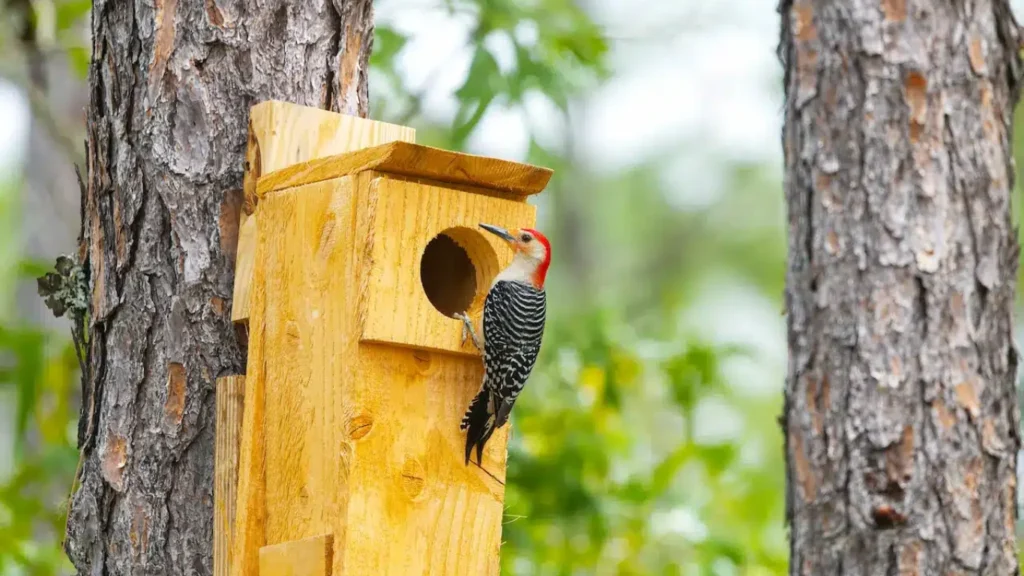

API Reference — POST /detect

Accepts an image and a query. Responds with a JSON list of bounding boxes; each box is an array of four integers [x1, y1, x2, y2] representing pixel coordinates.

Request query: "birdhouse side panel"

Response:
[[359, 176, 536, 356]]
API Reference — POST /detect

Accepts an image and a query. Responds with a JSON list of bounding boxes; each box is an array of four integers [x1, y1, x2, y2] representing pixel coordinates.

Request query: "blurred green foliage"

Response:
[[0, 177, 79, 576], [0, 0, 796, 574]]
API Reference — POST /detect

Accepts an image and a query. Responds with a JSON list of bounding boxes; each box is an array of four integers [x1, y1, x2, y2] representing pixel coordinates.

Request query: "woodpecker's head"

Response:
[[480, 223, 551, 289]]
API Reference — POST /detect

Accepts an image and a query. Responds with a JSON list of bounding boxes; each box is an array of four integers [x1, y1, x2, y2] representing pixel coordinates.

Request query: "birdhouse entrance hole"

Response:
[[420, 227, 499, 318]]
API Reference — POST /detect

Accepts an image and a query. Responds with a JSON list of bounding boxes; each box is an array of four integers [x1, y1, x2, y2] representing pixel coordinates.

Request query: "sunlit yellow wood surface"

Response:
[[256, 141, 552, 199], [233, 101, 416, 325], [214, 376, 245, 576], [259, 534, 333, 576]]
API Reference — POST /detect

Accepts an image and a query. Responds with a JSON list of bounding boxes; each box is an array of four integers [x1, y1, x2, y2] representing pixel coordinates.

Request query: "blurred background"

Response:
[[0, 1, 1022, 574]]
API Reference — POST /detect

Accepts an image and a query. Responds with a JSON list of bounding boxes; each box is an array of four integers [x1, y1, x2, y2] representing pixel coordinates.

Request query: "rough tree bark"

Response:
[[780, 1, 1023, 574], [63, 1, 374, 573]]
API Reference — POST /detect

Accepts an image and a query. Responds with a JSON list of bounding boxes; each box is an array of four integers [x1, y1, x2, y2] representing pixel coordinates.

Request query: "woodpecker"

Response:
[[454, 223, 550, 466]]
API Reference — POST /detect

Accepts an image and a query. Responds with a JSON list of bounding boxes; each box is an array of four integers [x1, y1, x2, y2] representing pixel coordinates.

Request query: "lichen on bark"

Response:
[[779, 0, 1023, 573]]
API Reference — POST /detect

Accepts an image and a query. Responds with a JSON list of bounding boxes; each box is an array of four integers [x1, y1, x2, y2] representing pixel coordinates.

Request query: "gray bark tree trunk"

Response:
[[780, 1, 1023, 574], [63, 1, 374, 573]]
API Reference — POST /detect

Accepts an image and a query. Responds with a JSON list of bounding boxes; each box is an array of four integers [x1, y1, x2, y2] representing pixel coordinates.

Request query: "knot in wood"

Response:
[[412, 350, 432, 372], [347, 413, 374, 440], [400, 459, 426, 500]]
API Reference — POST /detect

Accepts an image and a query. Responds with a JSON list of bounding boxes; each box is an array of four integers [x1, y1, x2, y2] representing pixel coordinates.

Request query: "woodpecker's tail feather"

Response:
[[462, 390, 495, 465]]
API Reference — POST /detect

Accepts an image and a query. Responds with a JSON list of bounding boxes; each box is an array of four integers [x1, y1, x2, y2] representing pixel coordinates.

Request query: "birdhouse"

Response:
[[213, 101, 551, 576]]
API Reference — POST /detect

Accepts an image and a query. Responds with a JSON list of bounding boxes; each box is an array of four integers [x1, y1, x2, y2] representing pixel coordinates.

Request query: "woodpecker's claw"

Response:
[[454, 312, 483, 351], [456, 313, 469, 345]]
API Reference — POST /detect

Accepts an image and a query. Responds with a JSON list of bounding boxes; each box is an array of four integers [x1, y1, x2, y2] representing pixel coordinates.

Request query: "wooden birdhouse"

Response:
[[213, 101, 551, 576]]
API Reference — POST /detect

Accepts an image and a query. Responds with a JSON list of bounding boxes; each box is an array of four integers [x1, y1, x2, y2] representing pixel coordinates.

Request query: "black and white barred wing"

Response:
[[481, 280, 546, 426]]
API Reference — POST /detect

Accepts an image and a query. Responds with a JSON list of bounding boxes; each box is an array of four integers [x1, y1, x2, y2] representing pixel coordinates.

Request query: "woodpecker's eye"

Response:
[[520, 233, 532, 242]]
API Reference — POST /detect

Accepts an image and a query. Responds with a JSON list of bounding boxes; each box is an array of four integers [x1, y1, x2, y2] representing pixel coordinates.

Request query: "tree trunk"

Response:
[[63, 1, 374, 573], [780, 1, 1023, 574]]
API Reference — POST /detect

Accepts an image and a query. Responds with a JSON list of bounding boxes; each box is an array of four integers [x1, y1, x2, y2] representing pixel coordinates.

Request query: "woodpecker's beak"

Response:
[[480, 223, 515, 243]]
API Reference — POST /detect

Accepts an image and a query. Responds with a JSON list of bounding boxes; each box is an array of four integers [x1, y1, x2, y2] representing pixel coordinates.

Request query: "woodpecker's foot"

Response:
[[454, 312, 483, 351]]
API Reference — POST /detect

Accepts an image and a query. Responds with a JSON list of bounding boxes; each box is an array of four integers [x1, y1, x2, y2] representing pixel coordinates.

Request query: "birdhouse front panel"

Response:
[[359, 175, 536, 356], [341, 342, 508, 575]]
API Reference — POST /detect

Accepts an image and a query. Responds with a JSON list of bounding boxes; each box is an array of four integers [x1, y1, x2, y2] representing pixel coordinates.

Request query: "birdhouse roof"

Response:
[[256, 141, 552, 199]]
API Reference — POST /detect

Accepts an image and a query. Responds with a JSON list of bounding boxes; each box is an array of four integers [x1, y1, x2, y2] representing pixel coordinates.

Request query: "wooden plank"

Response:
[[233, 120, 263, 328], [230, 201, 270, 576], [260, 179, 354, 544], [341, 346, 508, 575], [214, 376, 245, 576], [360, 177, 535, 355], [231, 101, 415, 326], [259, 535, 333, 576], [256, 141, 553, 199], [231, 210, 257, 324]]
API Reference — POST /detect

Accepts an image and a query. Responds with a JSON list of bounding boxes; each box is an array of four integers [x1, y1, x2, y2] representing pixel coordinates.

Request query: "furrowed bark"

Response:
[[779, 1, 1022, 574], [63, 0, 374, 573]]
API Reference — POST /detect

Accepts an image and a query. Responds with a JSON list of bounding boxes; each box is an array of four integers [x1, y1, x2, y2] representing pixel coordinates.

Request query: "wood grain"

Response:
[[259, 534, 333, 576], [361, 177, 535, 355], [232, 101, 415, 326], [256, 141, 553, 199], [231, 210, 257, 324], [215, 376, 246, 576], [229, 199, 269, 576], [342, 344, 509, 574], [260, 179, 352, 544]]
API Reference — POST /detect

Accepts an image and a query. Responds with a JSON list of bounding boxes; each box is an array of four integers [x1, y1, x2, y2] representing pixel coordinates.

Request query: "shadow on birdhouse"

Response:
[[215, 100, 551, 576]]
